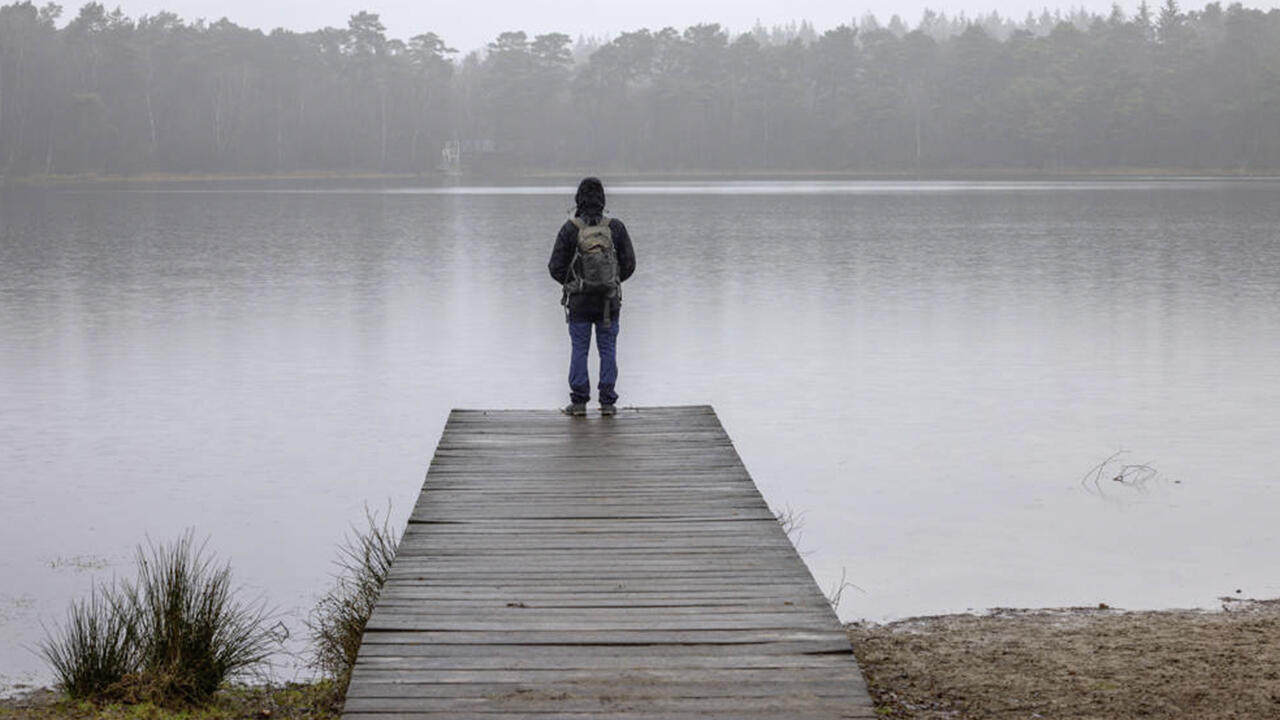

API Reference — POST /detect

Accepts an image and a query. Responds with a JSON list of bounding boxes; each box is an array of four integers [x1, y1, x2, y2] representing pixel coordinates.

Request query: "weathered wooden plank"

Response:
[[363, 611, 834, 625], [354, 641, 852, 658], [373, 595, 829, 607], [409, 499, 768, 509], [381, 574, 819, 585], [398, 537, 782, 547], [371, 597, 829, 607], [344, 679, 858, 698], [342, 407, 872, 719], [343, 713, 877, 720], [379, 574, 821, 586], [412, 487, 759, 495], [404, 515, 773, 527], [353, 653, 855, 671], [365, 604, 831, 618], [348, 666, 863, 684], [345, 683, 867, 700], [355, 628, 849, 645], [343, 707, 880, 712], [383, 565, 814, 574], [342, 696, 862, 713], [395, 537, 795, 548], [419, 471, 752, 479], [385, 557, 808, 570]]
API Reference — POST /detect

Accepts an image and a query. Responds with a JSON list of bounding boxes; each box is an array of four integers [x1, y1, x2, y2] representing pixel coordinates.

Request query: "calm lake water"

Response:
[[2, 179, 1279, 688]]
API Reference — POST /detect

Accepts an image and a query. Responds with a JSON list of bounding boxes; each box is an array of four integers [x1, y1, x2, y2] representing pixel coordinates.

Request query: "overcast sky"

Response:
[[100, 0, 1280, 54]]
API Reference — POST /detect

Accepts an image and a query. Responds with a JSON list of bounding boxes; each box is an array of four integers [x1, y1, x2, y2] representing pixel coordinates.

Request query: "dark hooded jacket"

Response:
[[547, 178, 636, 322]]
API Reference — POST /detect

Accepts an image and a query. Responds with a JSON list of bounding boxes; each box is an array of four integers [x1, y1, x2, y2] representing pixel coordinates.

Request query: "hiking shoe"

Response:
[[600, 404, 617, 416], [561, 402, 587, 416]]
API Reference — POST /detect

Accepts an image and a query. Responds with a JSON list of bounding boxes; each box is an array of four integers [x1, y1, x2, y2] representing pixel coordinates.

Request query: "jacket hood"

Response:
[[574, 177, 606, 221]]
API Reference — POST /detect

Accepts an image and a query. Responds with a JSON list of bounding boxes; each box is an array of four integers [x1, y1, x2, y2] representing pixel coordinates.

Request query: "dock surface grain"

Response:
[[343, 405, 875, 718]]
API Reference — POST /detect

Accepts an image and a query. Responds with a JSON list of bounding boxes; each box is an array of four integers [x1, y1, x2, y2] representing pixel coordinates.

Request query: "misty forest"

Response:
[[1, 1, 1278, 176]]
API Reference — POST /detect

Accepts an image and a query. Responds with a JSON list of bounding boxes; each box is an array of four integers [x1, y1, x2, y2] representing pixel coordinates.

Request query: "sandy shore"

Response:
[[847, 598, 1280, 719], [6, 600, 1277, 718]]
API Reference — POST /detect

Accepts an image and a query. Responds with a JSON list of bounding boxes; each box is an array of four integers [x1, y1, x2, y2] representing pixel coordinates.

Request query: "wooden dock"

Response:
[[343, 406, 875, 719]]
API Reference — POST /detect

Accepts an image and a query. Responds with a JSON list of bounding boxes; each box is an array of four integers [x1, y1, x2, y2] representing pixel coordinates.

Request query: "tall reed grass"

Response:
[[308, 506, 400, 691], [38, 532, 279, 705], [122, 533, 278, 702], [39, 584, 136, 698]]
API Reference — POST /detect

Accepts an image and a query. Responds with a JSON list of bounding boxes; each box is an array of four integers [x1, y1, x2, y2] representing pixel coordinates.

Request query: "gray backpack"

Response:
[[564, 215, 621, 327]]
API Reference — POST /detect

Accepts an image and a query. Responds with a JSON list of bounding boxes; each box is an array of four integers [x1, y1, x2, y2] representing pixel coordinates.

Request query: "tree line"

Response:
[[1, 1, 1278, 177]]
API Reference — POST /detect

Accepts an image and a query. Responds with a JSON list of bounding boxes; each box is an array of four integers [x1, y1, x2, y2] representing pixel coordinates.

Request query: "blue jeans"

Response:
[[568, 319, 619, 405]]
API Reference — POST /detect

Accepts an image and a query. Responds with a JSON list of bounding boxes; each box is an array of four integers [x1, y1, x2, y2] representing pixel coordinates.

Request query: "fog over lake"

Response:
[[2, 179, 1279, 688]]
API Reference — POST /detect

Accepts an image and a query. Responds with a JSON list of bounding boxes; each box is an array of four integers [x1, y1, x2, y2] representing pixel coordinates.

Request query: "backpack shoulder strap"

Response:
[[569, 216, 587, 231]]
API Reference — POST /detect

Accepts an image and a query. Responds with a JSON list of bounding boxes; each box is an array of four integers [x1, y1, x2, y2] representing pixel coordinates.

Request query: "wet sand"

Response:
[[847, 598, 1280, 719]]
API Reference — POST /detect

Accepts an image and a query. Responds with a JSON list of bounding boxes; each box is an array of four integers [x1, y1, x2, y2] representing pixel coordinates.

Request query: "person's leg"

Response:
[[595, 317, 620, 406], [567, 321, 592, 405]]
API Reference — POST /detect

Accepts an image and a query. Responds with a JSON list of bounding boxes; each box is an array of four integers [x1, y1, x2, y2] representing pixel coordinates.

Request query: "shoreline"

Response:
[[848, 597, 1280, 719], [5, 599, 1276, 719], [4, 167, 1279, 189], [0, 681, 340, 719]]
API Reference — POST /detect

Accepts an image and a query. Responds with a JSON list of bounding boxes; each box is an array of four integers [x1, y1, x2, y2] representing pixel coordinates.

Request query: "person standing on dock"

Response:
[[548, 177, 636, 416]]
